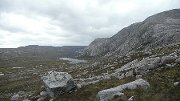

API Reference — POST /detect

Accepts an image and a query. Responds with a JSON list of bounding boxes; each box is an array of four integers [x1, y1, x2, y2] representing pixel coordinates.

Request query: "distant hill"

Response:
[[0, 45, 86, 61]]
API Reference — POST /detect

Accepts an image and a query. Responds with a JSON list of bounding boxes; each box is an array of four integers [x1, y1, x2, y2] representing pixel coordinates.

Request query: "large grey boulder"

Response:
[[42, 71, 77, 99], [97, 79, 150, 101]]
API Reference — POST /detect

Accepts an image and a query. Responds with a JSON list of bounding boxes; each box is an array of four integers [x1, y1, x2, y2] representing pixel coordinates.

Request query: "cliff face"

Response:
[[83, 9, 180, 56]]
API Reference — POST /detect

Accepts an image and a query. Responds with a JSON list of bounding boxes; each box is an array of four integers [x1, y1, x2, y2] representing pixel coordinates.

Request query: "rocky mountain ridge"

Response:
[[83, 9, 180, 57], [0, 45, 86, 59]]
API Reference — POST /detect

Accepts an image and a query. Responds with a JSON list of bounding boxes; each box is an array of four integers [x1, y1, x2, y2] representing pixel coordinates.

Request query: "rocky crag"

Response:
[[84, 9, 180, 57]]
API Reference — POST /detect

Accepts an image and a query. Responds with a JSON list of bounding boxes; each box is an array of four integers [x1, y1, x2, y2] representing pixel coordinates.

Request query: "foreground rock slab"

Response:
[[97, 79, 150, 101], [42, 71, 77, 98]]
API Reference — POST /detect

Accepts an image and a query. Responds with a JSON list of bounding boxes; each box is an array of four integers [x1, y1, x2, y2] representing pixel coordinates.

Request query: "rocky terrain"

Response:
[[0, 9, 180, 101], [83, 9, 180, 57]]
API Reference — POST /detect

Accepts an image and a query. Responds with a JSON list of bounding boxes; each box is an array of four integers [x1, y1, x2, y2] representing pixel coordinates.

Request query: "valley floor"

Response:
[[0, 44, 180, 101]]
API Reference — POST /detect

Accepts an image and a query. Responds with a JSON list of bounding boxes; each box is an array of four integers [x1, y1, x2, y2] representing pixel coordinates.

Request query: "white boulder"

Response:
[[42, 71, 77, 98], [97, 79, 150, 101]]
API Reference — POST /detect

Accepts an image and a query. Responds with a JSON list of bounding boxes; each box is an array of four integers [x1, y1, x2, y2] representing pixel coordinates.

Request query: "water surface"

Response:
[[60, 58, 87, 64]]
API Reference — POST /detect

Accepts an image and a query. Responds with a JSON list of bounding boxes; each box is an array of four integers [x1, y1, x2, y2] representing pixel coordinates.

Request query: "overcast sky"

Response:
[[0, 0, 179, 48]]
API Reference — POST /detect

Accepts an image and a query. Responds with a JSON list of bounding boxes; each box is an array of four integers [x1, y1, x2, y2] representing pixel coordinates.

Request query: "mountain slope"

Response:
[[83, 9, 180, 56]]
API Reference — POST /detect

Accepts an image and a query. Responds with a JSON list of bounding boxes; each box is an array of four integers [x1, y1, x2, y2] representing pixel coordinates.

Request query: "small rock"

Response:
[[49, 99, 54, 101], [169, 52, 178, 57], [11, 94, 19, 101], [77, 84, 82, 89], [136, 75, 142, 79], [23, 99, 30, 101], [128, 96, 134, 101], [114, 92, 124, 96], [0, 72, 4, 76], [40, 91, 48, 97], [111, 67, 115, 69], [37, 97, 46, 101], [166, 64, 176, 67], [174, 82, 179, 86], [175, 58, 180, 64], [18, 91, 26, 96], [144, 51, 152, 55]]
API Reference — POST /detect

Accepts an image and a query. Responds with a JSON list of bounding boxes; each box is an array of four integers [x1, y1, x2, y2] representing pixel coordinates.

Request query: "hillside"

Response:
[[83, 9, 180, 56]]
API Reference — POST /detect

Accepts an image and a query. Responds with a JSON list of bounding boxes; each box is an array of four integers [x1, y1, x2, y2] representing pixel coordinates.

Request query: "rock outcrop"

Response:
[[112, 54, 177, 79], [42, 71, 77, 98], [97, 79, 150, 101], [83, 9, 180, 56]]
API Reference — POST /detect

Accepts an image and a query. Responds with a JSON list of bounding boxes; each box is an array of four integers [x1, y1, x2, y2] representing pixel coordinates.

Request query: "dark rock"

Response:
[[175, 58, 180, 64]]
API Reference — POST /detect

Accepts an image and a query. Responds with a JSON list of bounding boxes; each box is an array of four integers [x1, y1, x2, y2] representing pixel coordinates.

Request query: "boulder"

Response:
[[113, 57, 161, 79], [11, 94, 19, 101], [97, 79, 150, 101], [160, 56, 176, 65], [136, 57, 161, 74], [42, 71, 77, 99]]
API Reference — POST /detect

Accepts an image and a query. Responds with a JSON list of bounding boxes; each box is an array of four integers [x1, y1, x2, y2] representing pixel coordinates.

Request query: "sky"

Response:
[[0, 0, 179, 48]]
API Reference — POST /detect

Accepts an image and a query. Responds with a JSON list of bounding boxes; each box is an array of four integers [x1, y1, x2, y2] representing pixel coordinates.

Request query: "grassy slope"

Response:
[[56, 64, 180, 101], [57, 44, 180, 101]]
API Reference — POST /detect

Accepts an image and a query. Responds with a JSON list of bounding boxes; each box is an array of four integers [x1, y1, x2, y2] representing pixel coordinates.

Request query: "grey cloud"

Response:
[[0, 24, 27, 33], [0, 0, 179, 48]]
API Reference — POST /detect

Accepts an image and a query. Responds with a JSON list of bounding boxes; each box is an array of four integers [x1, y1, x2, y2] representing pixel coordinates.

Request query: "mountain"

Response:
[[0, 45, 86, 63], [83, 9, 180, 57]]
